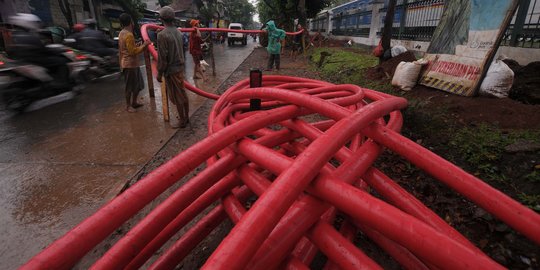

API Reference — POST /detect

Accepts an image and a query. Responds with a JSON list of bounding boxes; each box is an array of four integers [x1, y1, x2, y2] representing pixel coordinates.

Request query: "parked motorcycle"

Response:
[[0, 45, 90, 112]]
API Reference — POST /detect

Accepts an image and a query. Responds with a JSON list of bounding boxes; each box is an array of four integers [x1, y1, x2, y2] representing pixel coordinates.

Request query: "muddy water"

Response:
[[0, 41, 256, 269]]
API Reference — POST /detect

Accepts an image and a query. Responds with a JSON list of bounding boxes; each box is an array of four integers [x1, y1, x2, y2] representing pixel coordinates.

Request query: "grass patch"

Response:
[[449, 124, 540, 210], [525, 170, 540, 183], [310, 48, 379, 75], [450, 125, 540, 173], [309, 48, 391, 91], [518, 193, 540, 211], [309, 47, 540, 211]]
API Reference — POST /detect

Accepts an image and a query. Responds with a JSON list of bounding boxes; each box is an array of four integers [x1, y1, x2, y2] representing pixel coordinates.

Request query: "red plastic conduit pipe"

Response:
[[21, 74, 539, 270]]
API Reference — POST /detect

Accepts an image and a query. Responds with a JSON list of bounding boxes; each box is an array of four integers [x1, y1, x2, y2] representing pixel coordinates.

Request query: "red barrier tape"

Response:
[[21, 75, 539, 269]]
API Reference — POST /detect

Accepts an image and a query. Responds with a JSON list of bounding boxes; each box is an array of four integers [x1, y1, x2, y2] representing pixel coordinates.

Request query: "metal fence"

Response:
[[325, 0, 540, 48], [379, 0, 445, 41], [331, 10, 372, 37], [310, 17, 328, 33], [502, 0, 540, 48]]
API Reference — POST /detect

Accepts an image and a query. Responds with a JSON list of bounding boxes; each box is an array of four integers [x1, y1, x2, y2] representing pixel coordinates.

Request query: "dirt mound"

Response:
[[409, 85, 540, 129], [509, 61, 540, 105], [365, 51, 417, 80], [502, 58, 522, 74]]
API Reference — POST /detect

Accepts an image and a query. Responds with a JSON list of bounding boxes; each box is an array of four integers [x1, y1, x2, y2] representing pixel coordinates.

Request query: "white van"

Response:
[[227, 23, 247, 46]]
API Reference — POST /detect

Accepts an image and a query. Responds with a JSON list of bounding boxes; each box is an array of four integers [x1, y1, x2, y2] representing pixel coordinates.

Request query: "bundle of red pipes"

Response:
[[21, 25, 539, 269], [21, 74, 539, 269]]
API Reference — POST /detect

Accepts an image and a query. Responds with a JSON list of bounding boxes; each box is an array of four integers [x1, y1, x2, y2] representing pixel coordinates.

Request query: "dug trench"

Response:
[[75, 47, 539, 269]]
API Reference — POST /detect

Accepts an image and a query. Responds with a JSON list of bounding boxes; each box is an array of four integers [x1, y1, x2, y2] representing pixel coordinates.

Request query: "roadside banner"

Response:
[[419, 0, 519, 96]]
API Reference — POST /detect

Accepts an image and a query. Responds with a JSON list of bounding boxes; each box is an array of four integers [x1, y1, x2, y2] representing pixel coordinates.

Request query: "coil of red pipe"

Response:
[[19, 72, 539, 270]]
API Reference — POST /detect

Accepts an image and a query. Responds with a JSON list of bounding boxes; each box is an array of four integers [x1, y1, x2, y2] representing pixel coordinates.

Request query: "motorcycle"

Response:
[[0, 44, 90, 112], [63, 38, 119, 81]]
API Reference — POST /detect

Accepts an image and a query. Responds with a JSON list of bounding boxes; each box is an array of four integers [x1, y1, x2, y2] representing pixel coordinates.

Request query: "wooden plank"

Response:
[[420, 0, 520, 96], [160, 79, 169, 122], [143, 49, 155, 98]]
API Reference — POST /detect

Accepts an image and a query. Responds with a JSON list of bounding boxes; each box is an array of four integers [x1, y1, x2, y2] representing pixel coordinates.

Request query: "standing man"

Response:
[[290, 24, 304, 60], [188, 19, 205, 80], [156, 6, 189, 128], [265, 20, 286, 71], [118, 13, 150, 112]]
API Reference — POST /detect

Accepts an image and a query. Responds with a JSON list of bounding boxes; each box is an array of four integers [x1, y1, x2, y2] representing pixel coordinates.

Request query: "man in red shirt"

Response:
[[189, 19, 205, 81]]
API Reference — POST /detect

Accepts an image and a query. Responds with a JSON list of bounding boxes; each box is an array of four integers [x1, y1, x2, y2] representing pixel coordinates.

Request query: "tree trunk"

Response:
[[298, 0, 307, 26], [210, 41, 216, 76], [58, 0, 74, 28], [380, 0, 397, 63]]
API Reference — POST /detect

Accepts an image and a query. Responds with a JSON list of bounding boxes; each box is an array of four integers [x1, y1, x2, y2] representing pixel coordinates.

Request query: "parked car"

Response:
[[227, 23, 247, 46]]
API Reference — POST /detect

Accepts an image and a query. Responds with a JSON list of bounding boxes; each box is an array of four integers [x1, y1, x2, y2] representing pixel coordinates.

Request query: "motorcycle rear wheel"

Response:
[[4, 93, 32, 113]]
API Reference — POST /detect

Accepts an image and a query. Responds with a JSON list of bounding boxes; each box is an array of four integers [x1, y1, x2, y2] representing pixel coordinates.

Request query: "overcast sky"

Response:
[[249, 0, 260, 22]]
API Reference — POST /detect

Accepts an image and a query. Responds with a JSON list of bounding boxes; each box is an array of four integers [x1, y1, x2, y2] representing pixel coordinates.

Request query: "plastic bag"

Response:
[[391, 59, 427, 91], [391, 45, 407, 57], [373, 41, 383, 57], [479, 60, 514, 98], [200, 60, 210, 72]]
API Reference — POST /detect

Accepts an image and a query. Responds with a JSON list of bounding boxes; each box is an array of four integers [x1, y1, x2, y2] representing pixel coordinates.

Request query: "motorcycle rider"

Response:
[[79, 19, 117, 57], [7, 13, 70, 90], [66, 23, 85, 50]]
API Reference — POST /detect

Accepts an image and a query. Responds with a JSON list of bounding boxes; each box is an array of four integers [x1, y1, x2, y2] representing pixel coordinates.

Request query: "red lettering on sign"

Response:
[[431, 61, 479, 81]]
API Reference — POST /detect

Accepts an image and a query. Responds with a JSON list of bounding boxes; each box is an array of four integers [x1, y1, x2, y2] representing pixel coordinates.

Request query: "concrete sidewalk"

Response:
[[0, 42, 255, 269]]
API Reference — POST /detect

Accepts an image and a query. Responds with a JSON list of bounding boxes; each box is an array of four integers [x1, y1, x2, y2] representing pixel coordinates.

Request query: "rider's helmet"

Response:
[[73, 23, 85, 32], [9, 13, 42, 31]]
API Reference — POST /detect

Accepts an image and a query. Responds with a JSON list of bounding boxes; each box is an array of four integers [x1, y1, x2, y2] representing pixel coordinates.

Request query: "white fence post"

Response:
[[369, 2, 385, 46], [327, 11, 333, 36]]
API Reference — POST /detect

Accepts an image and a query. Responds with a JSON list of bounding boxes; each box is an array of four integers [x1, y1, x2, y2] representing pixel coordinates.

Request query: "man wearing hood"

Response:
[[265, 20, 286, 71]]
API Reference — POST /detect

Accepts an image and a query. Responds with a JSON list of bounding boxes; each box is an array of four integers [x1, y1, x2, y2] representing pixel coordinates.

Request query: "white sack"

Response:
[[479, 60, 514, 98], [391, 60, 426, 91]]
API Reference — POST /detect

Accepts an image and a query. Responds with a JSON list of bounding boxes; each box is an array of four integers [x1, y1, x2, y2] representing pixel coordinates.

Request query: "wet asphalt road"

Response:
[[0, 41, 257, 269]]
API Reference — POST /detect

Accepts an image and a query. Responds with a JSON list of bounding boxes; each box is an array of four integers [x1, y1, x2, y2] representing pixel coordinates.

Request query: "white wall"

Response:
[[310, 33, 539, 65], [308, 1, 540, 65]]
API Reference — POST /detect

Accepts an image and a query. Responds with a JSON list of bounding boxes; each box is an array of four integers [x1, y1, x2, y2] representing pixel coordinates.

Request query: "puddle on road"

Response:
[[0, 42, 257, 269]]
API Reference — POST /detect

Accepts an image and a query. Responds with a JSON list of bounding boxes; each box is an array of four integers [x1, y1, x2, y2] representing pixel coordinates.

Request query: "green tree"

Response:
[[158, 0, 172, 7], [114, 0, 146, 35], [114, 0, 146, 21], [257, 0, 330, 29], [223, 0, 255, 27], [197, 0, 225, 27]]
